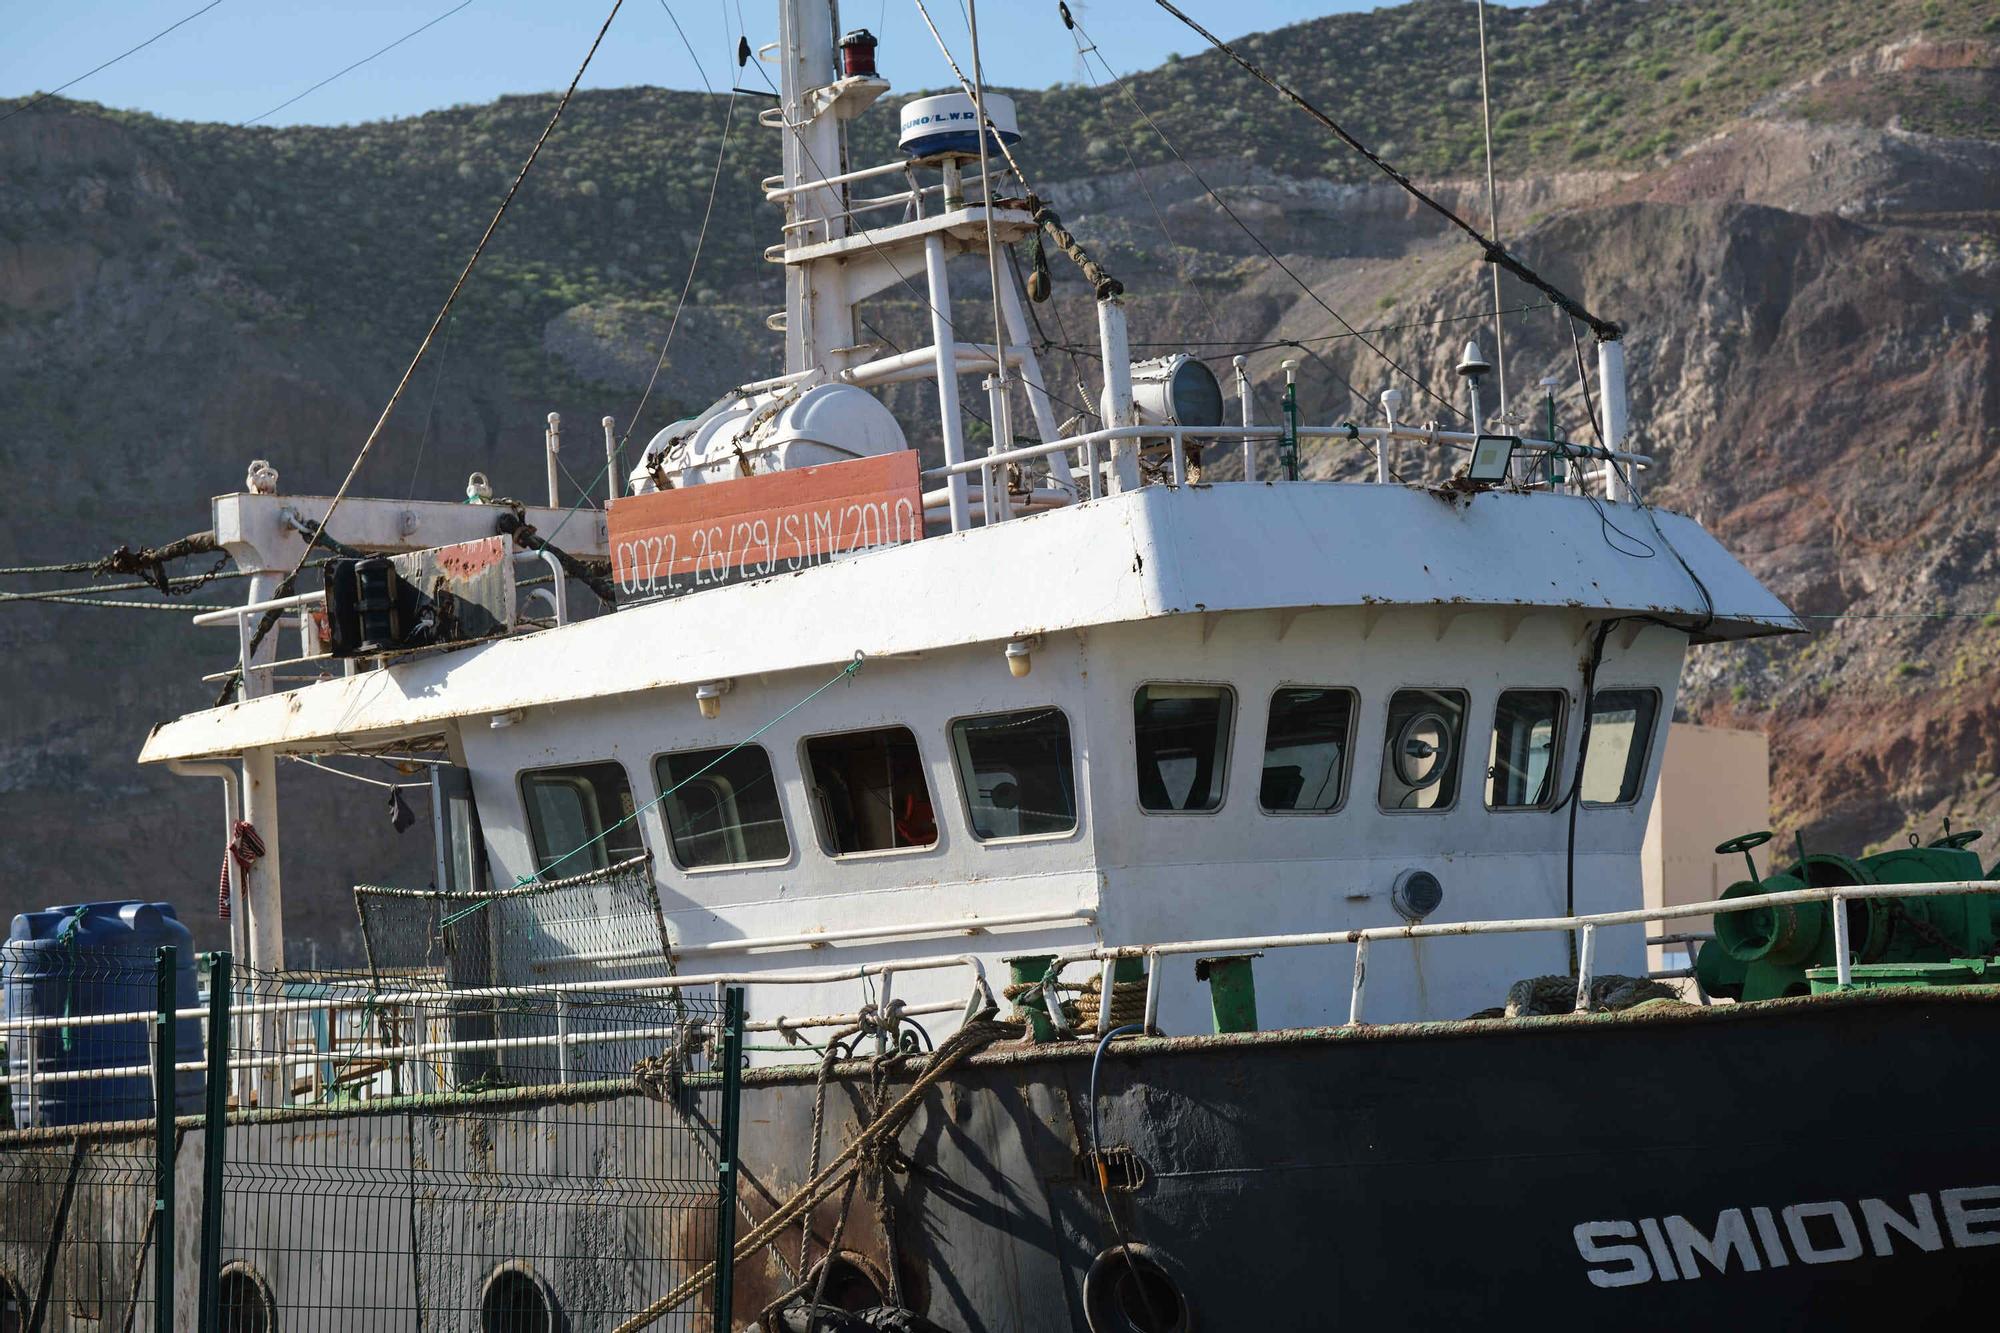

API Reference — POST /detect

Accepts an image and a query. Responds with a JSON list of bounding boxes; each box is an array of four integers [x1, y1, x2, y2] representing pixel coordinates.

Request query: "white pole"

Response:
[[601, 415, 619, 506], [544, 411, 561, 508], [1096, 299, 1138, 493], [984, 374, 1014, 522], [1596, 339, 1630, 502], [996, 268, 1074, 486], [1378, 388, 1403, 484], [1348, 937, 1369, 1025], [1234, 356, 1255, 482], [1832, 895, 1852, 988], [241, 746, 285, 1107], [1573, 924, 1596, 1013], [1096, 957, 1118, 1036], [925, 234, 973, 532]]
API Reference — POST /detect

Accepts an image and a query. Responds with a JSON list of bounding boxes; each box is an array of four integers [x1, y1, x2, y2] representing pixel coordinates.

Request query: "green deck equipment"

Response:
[[1695, 830, 2000, 1001]]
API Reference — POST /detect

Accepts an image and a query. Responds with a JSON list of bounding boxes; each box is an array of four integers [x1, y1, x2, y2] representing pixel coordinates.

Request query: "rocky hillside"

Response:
[[1, 0, 1995, 956]]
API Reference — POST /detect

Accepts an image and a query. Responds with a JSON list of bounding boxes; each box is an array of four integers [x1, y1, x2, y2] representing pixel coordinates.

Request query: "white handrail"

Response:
[[13, 878, 1994, 1106], [1, 954, 990, 1035], [921, 423, 1653, 484], [536, 907, 1094, 968], [190, 589, 325, 627], [1042, 877, 1999, 1031]]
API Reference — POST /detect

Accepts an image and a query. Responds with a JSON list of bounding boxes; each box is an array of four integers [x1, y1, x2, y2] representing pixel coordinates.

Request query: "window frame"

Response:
[[1132, 680, 1237, 817], [1376, 685, 1471, 815], [1258, 684, 1359, 817], [946, 704, 1084, 845], [1483, 687, 1569, 813], [798, 723, 943, 860], [516, 760, 644, 877], [649, 742, 796, 873], [1581, 685, 1664, 809]]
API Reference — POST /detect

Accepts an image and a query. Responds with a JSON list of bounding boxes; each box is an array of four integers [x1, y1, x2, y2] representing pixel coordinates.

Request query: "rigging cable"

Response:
[[611, 0, 739, 481], [0, 0, 223, 126], [405, 315, 455, 500], [1062, 8, 1448, 421], [1061, 15, 1225, 343], [1474, 0, 1508, 416], [224, 0, 628, 703], [1151, 0, 1621, 343], [241, 0, 474, 127]]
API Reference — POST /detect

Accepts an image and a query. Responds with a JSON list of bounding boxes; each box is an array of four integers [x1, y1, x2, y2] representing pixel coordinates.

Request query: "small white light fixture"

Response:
[[695, 679, 733, 719], [489, 709, 524, 730], [1004, 635, 1042, 678]]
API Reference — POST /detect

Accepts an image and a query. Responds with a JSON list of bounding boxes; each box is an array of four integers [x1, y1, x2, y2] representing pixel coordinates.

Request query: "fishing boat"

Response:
[[5, 3, 1997, 1330]]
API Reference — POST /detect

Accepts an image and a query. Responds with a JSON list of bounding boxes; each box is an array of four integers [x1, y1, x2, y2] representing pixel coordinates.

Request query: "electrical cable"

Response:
[[405, 315, 454, 501], [224, 0, 627, 703], [613, 0, 738, 475], [1062, 23, 1224, 343], [0, 0, 223, 126], [1064, 10, 1451, 421], [241, 0, 473, 127], [1152, 0, 1621, 342]]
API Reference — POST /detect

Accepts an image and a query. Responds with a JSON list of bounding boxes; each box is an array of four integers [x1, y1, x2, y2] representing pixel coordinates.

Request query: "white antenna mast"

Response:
[[1475, 0, 1505, 421]]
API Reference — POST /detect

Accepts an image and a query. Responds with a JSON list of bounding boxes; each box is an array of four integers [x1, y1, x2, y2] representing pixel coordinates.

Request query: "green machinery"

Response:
[[1694, 830, 2000, 1001]]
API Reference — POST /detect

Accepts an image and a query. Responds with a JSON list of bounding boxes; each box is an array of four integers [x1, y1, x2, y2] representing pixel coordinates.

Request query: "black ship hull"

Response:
[[3, 987, 1993, 1330], [735, 987, 1998, 1329]]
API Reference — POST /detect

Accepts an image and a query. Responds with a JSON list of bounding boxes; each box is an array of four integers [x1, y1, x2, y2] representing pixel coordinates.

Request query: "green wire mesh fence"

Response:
[[3, 931, 734, 1333]]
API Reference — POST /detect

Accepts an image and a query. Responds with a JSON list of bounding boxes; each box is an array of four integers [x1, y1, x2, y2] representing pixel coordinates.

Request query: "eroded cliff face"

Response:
[[0, 22, 1994, 958]]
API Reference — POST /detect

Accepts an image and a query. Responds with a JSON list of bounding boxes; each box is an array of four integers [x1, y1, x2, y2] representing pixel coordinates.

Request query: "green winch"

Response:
[[1694, 830, 2000, 1001]]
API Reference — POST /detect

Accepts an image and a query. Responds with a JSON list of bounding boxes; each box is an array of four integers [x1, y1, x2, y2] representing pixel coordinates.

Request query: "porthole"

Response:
[[1083, 1245, 1190, 1333], [217, 1263, 277, 1333], [481, 1265, 555, 1333], [0, 1266, 26, 1333]]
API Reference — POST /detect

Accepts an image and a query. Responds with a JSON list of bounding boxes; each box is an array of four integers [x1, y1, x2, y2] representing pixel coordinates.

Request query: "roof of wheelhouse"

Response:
[[138, 481, 1797, 764]]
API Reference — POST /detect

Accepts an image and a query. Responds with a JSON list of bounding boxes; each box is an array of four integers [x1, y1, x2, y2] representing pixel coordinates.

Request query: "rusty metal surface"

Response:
[[392, 534, 516, 644]]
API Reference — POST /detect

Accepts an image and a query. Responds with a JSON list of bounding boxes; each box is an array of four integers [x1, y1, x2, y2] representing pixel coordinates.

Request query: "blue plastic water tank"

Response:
[[4, 902, 205, 1128]]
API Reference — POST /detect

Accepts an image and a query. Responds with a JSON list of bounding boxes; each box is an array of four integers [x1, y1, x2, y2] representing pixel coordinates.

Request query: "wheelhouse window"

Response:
[[1135, 684, 1234, 812], [1261, 687, 1355, 813], [1487, 690, 1565, 809], [804, 726, 937, 854], [519, 762, 643, 875], [654, 745, 790, 868], [950, 707, 1078, 840], [1582, 688, 1662, 806], [1379, 688, 1467, 812]]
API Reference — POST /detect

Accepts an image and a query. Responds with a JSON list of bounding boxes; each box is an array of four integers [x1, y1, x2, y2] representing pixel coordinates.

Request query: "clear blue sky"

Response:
[[1, 1, 1464, 128]]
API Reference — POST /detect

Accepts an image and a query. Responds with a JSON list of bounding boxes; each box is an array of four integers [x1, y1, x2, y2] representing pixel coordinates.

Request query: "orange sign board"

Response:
[[608, 451, 923, 601]]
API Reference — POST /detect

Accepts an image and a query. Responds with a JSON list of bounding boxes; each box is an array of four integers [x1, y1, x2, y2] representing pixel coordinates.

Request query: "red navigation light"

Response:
[[840, 29, 878, 79]]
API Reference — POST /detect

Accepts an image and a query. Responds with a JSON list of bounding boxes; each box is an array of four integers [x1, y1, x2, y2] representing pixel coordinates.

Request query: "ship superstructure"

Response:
[[134, 0, 1793, 1046]]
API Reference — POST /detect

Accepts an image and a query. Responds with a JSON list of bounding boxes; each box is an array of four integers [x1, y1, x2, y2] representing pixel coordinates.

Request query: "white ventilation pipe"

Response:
[[1596, 339, 1630, 503]]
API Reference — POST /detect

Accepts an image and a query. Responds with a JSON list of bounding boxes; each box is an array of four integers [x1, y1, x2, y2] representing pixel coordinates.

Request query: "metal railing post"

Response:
[[197, 953, 231, 1333], [712, 987, 745, 1333], [1832, 895, 1853, 988], [1573, 925, 1597, 1013], [154, 946, 178, 1333], [1348, 937, 1369, 1026]]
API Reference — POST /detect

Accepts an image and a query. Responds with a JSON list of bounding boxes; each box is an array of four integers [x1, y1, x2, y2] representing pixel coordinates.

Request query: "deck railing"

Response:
[[10, 880, 1996, 1117]]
